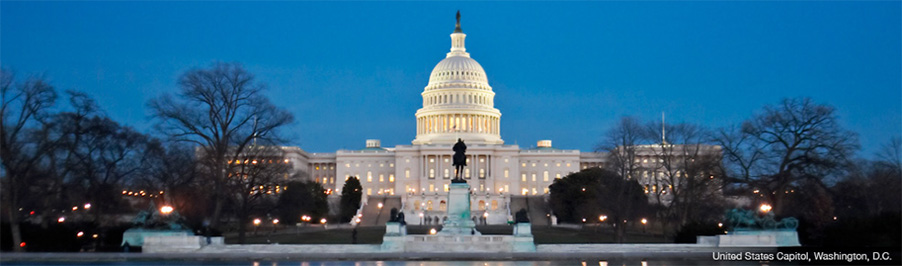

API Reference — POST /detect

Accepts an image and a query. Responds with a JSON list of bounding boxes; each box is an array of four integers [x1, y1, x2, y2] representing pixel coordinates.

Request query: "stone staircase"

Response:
[[509, 196, 550, 226], [358, 196, 402, 226]]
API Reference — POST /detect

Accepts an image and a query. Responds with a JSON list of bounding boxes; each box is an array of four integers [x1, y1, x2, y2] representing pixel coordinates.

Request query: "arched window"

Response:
[[440, 200, 447, 211], [478, 200, 486, 211], [427, 200, 433, 211], [491, 200, 498, 210], [414, 200, 421, 210]]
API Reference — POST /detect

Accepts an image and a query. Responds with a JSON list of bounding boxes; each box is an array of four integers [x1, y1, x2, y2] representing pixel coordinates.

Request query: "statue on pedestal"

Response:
[[452, 138, 467, 183]]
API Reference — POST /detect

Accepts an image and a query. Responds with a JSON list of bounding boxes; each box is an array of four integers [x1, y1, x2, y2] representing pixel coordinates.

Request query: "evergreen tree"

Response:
[[339, 176, 363, 223]]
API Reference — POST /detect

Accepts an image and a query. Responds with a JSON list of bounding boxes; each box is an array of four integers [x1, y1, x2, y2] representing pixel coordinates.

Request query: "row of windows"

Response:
[[413, 199, 499, 211], [362, 172, 395, 183], [520, 171, 564, 182], [425, 92, 491, 106], [426, 82, 490, 91], [521, 162, 573, 168], [365, 188, 394, 196], [426, 168, 486, 179], [344, 162, 395, 168], [419, 114, 497, 134]]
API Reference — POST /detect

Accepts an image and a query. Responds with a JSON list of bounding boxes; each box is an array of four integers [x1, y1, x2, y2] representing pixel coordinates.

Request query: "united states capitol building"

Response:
[[273, 16, 719, 225]]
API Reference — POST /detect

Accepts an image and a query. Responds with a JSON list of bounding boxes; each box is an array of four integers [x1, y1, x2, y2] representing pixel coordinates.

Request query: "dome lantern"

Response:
[[413, 12, 503, 145]]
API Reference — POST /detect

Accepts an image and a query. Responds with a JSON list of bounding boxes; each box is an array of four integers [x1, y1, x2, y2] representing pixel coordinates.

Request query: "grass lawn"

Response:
[[227, 225, 669, 244]]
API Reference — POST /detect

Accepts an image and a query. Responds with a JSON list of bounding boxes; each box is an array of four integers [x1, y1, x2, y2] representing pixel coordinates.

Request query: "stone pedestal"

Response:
[[696, 230, 801, 247], [439, 182, 480, 235]]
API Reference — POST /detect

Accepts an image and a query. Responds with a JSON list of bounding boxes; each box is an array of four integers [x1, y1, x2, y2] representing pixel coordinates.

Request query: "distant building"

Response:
[[268, 16, 720, 225]]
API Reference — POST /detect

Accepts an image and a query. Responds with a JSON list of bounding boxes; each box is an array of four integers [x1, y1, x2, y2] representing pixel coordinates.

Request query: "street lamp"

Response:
[[641, 218, 648, 233], [419, 212, 424, 225], [83, 203, 91, 210], [599, 215, 607, 222], [253, 218, 262, 235], [759, 204, 772, 213], [160, 205, 174, 215]]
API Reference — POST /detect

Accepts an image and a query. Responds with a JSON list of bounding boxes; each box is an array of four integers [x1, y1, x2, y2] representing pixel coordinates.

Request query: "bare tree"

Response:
[[137, 141, 205, 223], [876, 136, 901, 174], [726, 98, 859, 215], [0, 70, 58, 252], [149, 62, 293, 230], [643, 122, 724, 236], [226, 145, 293, 244], [55, 100, 154, 225], [597, 116, 646, 242]]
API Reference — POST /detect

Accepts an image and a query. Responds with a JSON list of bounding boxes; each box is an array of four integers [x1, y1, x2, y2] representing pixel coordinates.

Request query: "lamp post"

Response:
[[160, 205, 174, 215], [253, 218, 261, 235], [640, 218, 648, 233], [759, 203, 772, 213]]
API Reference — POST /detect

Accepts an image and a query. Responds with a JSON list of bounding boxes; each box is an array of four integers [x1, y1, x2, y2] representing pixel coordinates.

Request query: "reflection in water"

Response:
[[3, 260, 796, 266]]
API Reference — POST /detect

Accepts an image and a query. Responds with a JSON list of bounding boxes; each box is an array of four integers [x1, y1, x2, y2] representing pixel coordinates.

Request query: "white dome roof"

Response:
[[428, 56, 489, 85]]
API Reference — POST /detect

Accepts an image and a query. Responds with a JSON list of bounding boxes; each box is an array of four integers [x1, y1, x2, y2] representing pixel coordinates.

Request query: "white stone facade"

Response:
[[271, 17, 718, 224]]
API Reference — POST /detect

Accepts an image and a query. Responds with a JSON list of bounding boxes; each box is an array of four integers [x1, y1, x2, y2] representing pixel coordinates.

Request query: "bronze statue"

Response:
[[452, 138, 467, 182], [454, 10, 462, 33]]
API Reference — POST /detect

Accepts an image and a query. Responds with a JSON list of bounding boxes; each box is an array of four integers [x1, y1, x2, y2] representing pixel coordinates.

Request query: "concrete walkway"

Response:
[[1, 247, 772, 262]]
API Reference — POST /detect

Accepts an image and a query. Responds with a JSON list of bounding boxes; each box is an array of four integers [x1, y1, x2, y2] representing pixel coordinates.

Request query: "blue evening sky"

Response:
[[2, 1, 899, 157]]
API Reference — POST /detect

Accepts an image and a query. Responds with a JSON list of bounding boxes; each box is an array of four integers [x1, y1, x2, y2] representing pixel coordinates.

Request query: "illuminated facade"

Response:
[[276, 16, 718, 224]]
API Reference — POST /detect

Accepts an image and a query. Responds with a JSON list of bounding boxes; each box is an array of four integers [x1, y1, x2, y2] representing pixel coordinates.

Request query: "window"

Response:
[[532, 163, 536, 167], [430, 158, 434, 163], [532, 174, 536, 182], [440, 201, 447, 211], [444, 169, 450, 178], [465, 168, 470, 178], [479, 169, 485, 178], [345, 163, 350, 168], [504, 185, 509, 192], [478, 200, 486, 211], [556, 163, 560, 167], [367, 188, 372, 195], [521, 174, 526, 182], [380, 163, 384, 167], [543, 171, 549, 182], [444, 158, 449, 163], [429, 184, 435, 192], [522, 163, 526, 167], [480, 158, 484, 163], [367, 172, 373, 182], [429, 169, 435, 178], [390, 163, 394, 167], [414, 201, 420, 210], [389, 174, 394, 182], [544, 188, 550, 194], [405, 169, 410, 178], [504, 169, 509, 178], [567, 163, 571, 167], [444, 184, 449, 192], [491, 200, 498, 210], [556, 173, 561, 179], [427, 200, 433, 211], [379, 174, 384, 182]]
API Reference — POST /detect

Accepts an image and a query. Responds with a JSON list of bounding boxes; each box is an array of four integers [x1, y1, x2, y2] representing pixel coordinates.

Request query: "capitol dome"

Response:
[[413, 13, 503, 145], [427, 56, 489, 86]]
